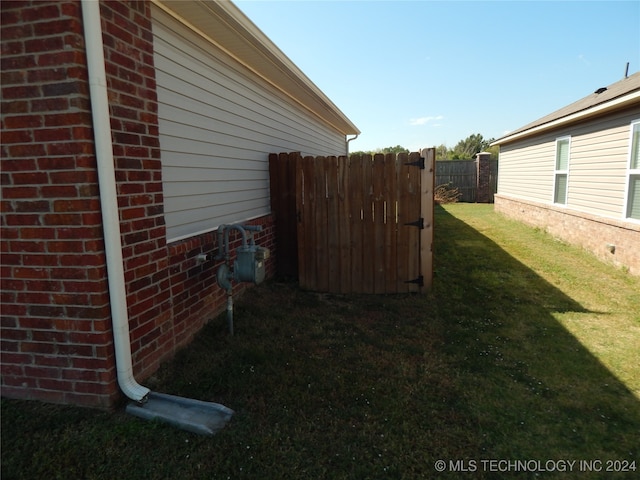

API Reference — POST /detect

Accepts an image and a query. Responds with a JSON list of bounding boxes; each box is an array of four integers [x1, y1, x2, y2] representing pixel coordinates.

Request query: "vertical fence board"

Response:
[[421, 148, 435, 292], [361, 154, 375, 294], [395, 152, 409, 292], [294, 154, 304, 288], [293, 153, 304, 286], [313, 156, 329, 292], [287, 153, 298, 274], [326, 156, 340, 293], [268, 152, 281, 266], [383, 153, 398, 292], [372, 154, 386, 294], [406, 152, 421, 293], [337, 156, 351, 293], [348, 155, 364, 293], [295, 154, 308, 289]]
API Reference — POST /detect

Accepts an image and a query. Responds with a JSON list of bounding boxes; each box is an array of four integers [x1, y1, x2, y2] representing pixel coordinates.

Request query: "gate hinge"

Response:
[[404, 157, 425, 169], [404, 275, 424, 287], [404, 217, 424, 229]]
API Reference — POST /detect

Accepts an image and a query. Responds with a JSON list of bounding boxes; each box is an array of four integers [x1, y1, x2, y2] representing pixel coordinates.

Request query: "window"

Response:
[[554, 136, 570, 205], [625, 120, 640, 220]]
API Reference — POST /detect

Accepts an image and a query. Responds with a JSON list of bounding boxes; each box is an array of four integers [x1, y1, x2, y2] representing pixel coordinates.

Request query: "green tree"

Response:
[[350, 150, 369, 157], [451, 133, 493, 159], [376, 145, 410, 155], [351, 145, 410, 156], [485, 144, 499, 160], [435, 144, 449, 161]]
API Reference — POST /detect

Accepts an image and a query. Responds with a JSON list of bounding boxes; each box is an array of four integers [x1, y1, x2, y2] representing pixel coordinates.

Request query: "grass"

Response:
[[2, 204, 639, 479]]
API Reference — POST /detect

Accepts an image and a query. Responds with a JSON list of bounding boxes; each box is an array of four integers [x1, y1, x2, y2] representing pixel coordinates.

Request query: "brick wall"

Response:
[[1, 0, 117, 407], [1, 0, 277, 408], [167, 216, 276, 357], [495, 195, 640, 275], [475, 152, 491, 203], [98, 0, 173, 382]]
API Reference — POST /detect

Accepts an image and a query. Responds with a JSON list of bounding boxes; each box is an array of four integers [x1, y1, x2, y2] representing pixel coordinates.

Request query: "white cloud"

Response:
[[578, 54, 591, 66], [409, 115, 444, 126]]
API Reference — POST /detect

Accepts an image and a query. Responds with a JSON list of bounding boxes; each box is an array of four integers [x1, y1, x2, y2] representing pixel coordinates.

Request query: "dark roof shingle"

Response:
[[494, 71, 640, 144]]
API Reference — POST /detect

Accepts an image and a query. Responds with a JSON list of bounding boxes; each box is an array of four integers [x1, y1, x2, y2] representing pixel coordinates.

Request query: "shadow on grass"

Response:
[[429, 206, 639, 468], [2, 206, 639, 479]]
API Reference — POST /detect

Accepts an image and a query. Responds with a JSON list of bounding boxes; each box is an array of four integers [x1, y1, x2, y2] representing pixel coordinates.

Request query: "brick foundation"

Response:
[[494, 195, 640, 276], [163, 216, 276, 377]]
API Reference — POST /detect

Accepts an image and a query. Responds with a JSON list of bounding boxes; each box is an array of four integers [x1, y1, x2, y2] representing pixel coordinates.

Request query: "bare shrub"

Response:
[[434, 183, 461, 204]]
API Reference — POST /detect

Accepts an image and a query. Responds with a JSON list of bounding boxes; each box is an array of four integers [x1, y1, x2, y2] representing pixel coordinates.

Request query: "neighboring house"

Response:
[[1, 0, 359, 408], [491, 72, 640, 275]]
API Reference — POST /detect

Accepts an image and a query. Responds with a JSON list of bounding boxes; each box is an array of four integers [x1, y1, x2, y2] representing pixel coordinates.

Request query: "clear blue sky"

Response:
[[235, 0, 640, 153]]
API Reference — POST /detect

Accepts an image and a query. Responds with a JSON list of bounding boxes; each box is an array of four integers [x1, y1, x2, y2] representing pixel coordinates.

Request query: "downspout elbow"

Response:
[[346, 134, 359, 155]]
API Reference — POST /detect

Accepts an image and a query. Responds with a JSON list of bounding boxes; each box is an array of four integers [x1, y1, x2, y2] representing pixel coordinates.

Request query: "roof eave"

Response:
[[153, 0, 360, 136], [491, 90, 640, 146]]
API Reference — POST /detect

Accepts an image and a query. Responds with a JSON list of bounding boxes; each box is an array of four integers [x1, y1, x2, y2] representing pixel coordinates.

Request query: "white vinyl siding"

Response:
[[497, 139, 556, 204], [152, 7, 347, 242], [497, 108, 640, 220], [553, 137, 570, 204], [625, 120, 640, 220]]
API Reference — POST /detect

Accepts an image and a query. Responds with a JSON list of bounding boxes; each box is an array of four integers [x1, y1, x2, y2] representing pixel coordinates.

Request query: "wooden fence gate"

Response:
[[269, 149, 434, 294]]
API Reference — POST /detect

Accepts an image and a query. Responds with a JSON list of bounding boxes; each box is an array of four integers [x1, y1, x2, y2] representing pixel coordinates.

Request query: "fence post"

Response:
[[475, 152, 491, 203]]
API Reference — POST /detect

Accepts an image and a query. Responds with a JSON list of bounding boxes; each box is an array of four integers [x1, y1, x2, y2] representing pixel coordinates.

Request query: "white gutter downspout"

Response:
[[346, 134, 359, 155], [81, 0, 150, 403]]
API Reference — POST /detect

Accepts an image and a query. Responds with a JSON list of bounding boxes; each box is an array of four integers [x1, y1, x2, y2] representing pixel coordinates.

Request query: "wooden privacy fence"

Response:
[[435, 158, 498, 202], [269, 149, 434, 294], [436, 160, 477, 202]]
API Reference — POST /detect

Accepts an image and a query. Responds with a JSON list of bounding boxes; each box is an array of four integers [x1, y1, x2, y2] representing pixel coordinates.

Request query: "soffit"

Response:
[[153, 0, 360, 136]]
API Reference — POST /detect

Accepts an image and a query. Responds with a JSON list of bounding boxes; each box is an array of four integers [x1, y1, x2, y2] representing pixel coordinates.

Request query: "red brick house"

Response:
[[1, 0, 358, 408]]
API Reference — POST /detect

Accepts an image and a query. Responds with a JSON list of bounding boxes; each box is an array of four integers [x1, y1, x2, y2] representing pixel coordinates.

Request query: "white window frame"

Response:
[[623, 119, 640, 222], [553, 136, 571, 205]]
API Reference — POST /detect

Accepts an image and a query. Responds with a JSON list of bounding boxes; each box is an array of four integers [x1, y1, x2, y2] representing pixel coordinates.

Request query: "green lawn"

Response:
[[2, 204, 639, 479]]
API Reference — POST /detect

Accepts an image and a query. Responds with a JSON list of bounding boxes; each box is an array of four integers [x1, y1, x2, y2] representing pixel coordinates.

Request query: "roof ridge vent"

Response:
[[594, 87, 607, 94]]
